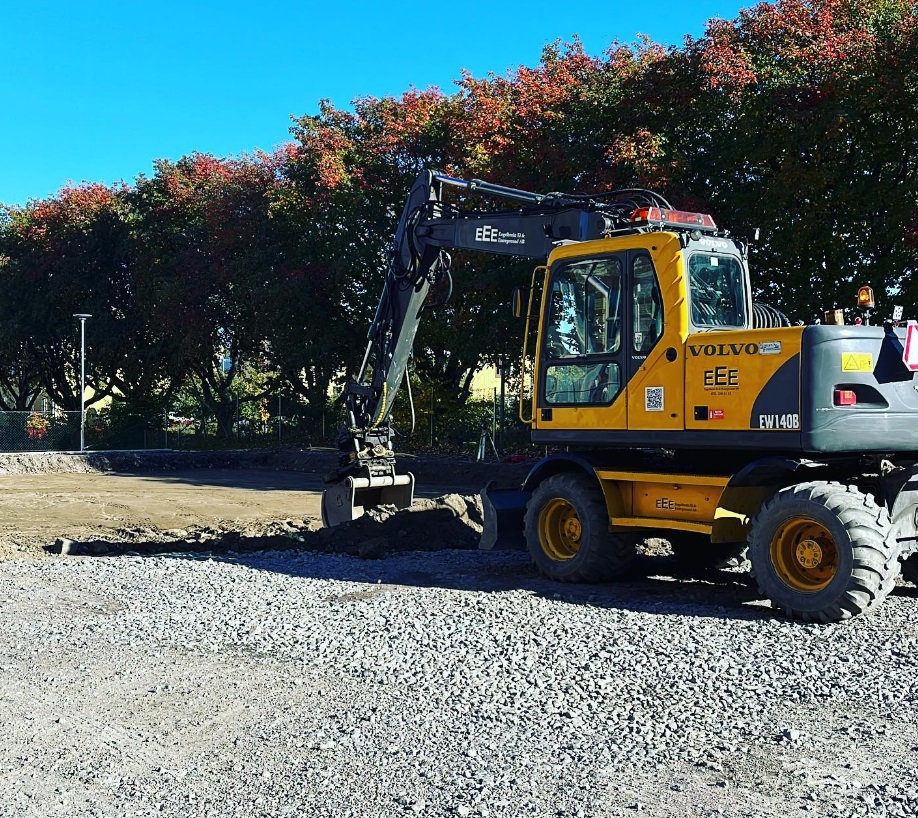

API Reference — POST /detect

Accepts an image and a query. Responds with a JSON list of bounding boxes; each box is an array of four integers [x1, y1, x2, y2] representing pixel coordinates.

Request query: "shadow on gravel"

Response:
[[204, 550, 769, 620], [47, 543, 774, 625], [221, 549, 771, 621], [47, 489, 916, 621]]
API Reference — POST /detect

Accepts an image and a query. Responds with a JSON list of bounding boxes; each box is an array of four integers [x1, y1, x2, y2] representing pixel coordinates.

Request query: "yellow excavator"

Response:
[[322, 170, 918, 622]]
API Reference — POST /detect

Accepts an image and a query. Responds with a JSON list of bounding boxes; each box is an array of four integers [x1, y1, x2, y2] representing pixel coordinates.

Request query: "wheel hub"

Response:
[[539, 497, 583, 561], [770, 517, 839, 592], [563, 517, 582, 541], [795, 539, 823, 569]]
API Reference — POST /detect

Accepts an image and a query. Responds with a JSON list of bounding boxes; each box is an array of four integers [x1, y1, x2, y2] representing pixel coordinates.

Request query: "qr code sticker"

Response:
[[645, 386, 664, 411]]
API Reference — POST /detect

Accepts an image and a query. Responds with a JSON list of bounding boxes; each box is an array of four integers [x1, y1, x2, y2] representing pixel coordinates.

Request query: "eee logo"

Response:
[[475, 225, 500, 242]]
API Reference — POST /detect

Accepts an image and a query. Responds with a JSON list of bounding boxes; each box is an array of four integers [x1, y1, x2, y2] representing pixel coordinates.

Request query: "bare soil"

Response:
[[0, 450, 518, 560]]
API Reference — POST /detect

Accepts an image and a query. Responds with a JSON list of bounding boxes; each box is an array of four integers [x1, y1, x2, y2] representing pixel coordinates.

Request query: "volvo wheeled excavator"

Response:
[[322, 169, 918, 622]]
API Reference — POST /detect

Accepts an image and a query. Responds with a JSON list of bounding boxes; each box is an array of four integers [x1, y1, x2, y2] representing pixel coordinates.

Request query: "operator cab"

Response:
[[630, 205, 751, 333], [535, 209, 751, 412]]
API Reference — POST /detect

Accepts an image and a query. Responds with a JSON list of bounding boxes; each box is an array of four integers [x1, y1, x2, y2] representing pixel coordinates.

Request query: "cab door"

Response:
[[626, 250, 681, 430], [535, 253, 628, 433], [533, 241, 680, 438]]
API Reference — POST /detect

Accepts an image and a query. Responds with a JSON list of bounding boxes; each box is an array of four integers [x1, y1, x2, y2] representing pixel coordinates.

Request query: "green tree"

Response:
[[130, 153, 277, 436]]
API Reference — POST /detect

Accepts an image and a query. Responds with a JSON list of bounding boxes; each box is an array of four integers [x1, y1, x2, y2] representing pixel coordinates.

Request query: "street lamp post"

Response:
[[73, 314, 91, 452]]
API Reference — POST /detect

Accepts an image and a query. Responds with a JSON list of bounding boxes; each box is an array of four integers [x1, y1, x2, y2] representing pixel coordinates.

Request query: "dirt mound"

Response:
[[0, 450, 266, 475], [314, 493, 484, 557], [48, 493, 485, 560]]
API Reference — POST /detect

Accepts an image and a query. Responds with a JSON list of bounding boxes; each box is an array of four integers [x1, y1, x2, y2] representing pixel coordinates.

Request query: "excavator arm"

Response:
[[321, 169, 671, 526]]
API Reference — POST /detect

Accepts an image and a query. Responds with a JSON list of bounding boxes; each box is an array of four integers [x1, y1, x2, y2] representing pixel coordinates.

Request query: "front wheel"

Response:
[[524, 472, 635, 583], [748, 482, 899, 622]]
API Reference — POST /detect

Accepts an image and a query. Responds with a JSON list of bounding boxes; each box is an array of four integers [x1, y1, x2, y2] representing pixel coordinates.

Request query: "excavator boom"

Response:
[[321, 170, 671, 525]]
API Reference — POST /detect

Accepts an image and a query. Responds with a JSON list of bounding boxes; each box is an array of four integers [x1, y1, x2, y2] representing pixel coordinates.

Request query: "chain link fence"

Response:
[[0, 405, 343, 453], [0, 411, 167, 452], [0, 391, 532, 456], [0, 411, 81, 452]]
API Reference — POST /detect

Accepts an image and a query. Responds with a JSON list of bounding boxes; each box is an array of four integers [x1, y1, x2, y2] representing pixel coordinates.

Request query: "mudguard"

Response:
[[479, 452, 641, 552], [889, 465, 918, 558]]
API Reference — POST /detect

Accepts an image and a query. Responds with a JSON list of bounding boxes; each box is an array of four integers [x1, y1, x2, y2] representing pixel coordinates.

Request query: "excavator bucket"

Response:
[[321, 473, 415, 527], [479, 482, 529, 551]]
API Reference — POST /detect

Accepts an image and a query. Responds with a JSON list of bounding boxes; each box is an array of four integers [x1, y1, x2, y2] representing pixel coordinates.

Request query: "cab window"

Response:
[[544, 362, 620, 405], [632, 255, 662, 353], [688, 253, 746, 328], [545, 257, 622, 358], [543, 257, 622, 405]]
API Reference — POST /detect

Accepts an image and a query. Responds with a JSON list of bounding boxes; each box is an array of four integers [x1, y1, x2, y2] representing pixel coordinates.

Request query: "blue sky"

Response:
[[0, 0, 747, 206]]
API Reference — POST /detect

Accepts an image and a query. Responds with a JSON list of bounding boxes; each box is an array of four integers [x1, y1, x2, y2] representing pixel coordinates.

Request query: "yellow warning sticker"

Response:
[[841, 352, 873, 372]]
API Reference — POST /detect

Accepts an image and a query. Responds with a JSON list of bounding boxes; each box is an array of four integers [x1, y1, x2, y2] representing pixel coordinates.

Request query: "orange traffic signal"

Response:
[[857, 286, 875, 308]]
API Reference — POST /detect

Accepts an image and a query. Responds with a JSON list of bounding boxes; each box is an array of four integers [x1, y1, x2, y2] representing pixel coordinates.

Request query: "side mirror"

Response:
[[511, 287, 529, 319]]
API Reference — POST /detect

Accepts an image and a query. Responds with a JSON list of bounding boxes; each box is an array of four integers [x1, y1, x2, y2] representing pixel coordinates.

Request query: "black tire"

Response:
[[670, 533, 749, 570], [524, 472, 635, 583], [902, 553, 918, 585], [748, 481, 899, 622]]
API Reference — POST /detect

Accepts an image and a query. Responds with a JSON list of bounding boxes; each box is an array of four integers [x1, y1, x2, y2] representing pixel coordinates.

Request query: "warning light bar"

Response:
[[630, 207, 717, 231]]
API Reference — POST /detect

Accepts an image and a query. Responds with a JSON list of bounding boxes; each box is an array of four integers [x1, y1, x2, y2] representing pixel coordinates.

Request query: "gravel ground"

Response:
[[1, 544, 917, 818]]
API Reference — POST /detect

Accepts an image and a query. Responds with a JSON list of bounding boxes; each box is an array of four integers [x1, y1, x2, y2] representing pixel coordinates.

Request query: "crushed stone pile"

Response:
[[49, 493, 485, 559]]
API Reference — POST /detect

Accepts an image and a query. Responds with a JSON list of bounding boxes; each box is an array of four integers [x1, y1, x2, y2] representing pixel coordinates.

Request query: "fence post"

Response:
[[492, 388, 497, 446], [499, 360, 506, 450], [277, 394, 282, 444]]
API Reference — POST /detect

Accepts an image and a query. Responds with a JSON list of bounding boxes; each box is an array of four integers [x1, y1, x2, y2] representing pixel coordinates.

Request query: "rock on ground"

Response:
[[1, 450, 917, 817], [0, 546, 916, 818]]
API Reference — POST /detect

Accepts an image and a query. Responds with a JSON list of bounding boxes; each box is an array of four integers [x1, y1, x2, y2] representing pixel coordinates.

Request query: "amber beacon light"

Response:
[[857, 286, 875, 309]]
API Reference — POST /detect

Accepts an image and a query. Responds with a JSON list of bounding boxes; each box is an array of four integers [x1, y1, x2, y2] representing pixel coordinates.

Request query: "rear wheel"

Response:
[[748, 482, 899, 622], [890, 470, 918, 585], [524, 472, 635, 583]]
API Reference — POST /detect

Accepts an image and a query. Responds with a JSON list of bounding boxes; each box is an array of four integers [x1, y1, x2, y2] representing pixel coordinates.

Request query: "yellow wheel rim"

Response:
[[770, 517, 839, 592], [539, 497, 582, 561]]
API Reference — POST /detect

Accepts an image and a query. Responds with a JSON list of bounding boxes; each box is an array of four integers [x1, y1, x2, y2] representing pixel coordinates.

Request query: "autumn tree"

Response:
[[0, 184, 146, 411], [624, 0, 918, 319], [0, 209, 43, 410], [129, 153, 278, 437]]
